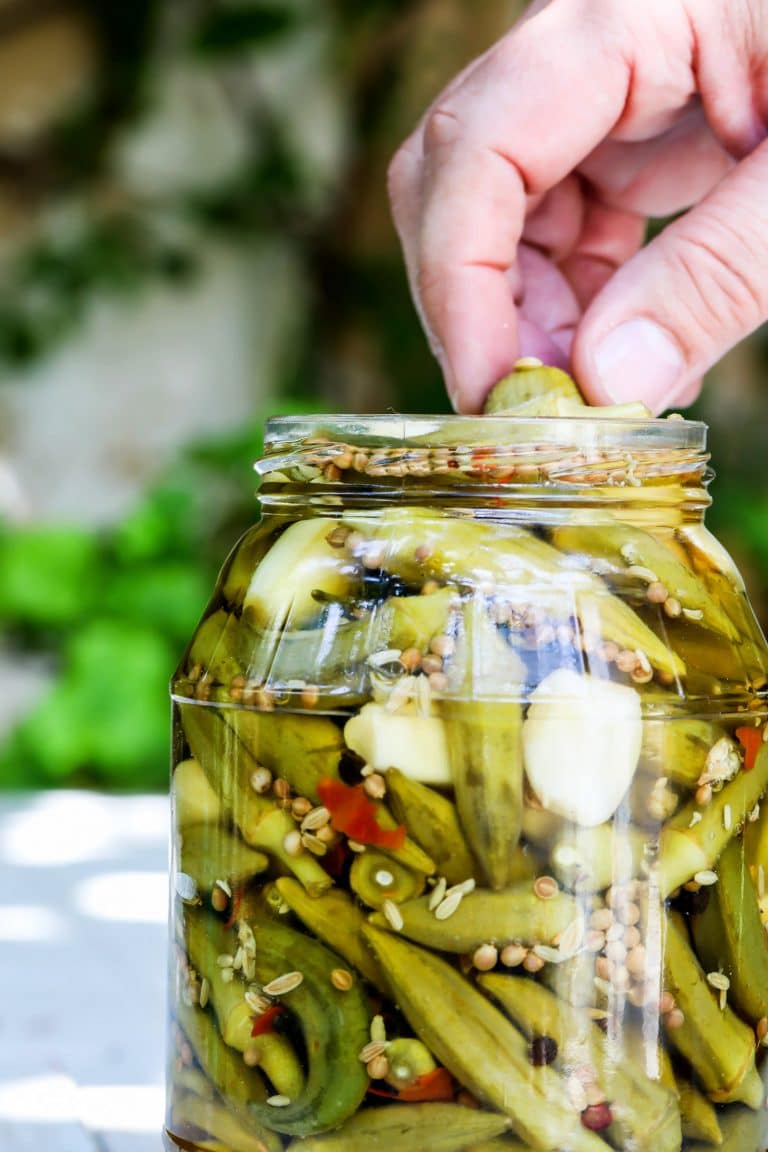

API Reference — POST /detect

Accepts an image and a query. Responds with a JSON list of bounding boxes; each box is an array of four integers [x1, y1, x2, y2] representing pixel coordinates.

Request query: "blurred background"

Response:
[[0, 0, 767, 796]]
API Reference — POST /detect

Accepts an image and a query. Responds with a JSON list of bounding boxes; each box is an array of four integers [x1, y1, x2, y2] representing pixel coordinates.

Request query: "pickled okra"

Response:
[[168, 398, 768, 1152]]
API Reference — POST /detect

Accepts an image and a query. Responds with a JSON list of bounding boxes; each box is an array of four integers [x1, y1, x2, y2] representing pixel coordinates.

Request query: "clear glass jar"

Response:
[[165, 414, 768, 1152]]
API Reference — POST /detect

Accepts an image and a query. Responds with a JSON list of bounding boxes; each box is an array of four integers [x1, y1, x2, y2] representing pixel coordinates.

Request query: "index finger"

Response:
[[411, 2, 633, 410]]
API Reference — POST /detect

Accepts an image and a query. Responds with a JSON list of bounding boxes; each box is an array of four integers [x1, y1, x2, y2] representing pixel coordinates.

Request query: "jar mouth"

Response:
[[257, 413, 709, 498], [261, 412, 707, 457]]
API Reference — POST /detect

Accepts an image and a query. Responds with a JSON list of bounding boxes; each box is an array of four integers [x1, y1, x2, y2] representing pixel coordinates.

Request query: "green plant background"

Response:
[[0, 0, 765, 790]]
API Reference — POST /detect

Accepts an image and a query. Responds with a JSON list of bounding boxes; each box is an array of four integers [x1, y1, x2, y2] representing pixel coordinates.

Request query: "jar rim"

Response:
[[260, 412, 707, 460]]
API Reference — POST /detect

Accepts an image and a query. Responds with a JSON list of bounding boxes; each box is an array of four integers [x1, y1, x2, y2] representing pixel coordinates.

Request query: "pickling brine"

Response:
[[165, 407, 768, 1152]]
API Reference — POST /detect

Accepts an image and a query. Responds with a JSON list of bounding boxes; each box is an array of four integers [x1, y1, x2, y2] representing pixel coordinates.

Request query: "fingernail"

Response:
[[593, 318, 685, 411]]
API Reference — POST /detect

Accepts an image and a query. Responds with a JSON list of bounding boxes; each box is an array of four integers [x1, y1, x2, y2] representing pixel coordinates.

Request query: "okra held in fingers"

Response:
[[363, 926, 606, 1152], [662, 911, 763, 1108]]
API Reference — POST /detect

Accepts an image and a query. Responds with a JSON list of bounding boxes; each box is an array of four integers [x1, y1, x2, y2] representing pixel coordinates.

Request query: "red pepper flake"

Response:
[[323, 840, 349, 879], [366, 1068, 455, 1103], [317, 778, 406, 851], [223, 888, 243, 929], [396, 1068, 455, 1102], [251, 1004, 285, 1037], [736, 727, 763, 773]]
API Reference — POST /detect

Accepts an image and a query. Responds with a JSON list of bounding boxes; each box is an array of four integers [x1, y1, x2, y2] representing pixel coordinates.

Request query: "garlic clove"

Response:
[[523, 669, 642, 827]]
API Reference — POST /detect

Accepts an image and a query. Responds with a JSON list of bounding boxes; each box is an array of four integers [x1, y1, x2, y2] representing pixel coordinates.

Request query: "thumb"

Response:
[[572, 141, 768, 413]]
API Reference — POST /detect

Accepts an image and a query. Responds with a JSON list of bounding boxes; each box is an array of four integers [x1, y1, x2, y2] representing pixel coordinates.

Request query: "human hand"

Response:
[[388, 0, 768, 414]]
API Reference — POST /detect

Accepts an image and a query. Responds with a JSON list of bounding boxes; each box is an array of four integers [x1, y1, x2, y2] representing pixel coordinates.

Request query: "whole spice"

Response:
[[528, 1036, 558, 1066]]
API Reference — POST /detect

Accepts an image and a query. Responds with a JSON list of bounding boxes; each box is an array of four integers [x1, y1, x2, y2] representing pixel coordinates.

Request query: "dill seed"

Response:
[[694, 870, 719, 886], [382, 899, 404, 931], [300, 806, 331, 833], [428, 877, 447, 911], [266, 1095, 292, 1107], [358, 1040, 388, 1064], [707, 971, 730, 992], [199, 978, 209, 1009], [434, 890, 463, 920], [724, 804, 732, 831], [262, 971, 304, 997]]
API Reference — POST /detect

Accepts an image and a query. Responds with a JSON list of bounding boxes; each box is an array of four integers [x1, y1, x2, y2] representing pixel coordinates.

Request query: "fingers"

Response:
[[573, 139, 768, 413], [389, 2, 633, 411]]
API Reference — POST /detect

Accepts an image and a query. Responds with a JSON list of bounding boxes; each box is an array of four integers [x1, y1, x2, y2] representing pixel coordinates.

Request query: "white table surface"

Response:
[[0, 791, 170, 1151]]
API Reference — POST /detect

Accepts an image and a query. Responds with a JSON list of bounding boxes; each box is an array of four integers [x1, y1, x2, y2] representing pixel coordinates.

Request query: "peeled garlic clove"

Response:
[[344, 702, 451, 785], [523, 669, 642, 827]]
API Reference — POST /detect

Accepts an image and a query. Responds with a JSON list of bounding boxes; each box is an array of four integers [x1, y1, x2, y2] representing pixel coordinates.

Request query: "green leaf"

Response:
[[102, 562, 212, 642], [4, 620, 176, 788], [0, 526, 102, 627]]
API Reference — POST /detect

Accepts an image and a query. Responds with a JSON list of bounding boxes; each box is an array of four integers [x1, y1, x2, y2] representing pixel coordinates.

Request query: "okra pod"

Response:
[[385, 768, 481, 885], [274, 878, 390, 995], [284, 1103, 512, 1152], [171, 1089, 282, 1152], [181, 704, 332, 894], [662, 911, 763, 1108], [363, 926, 606, 1151], [368, 883, 580, 955], [689, 837, 768, 1025], [479, 972, 682, 1152], [551, 523, 739, 640], [179, 823, 268, 895], [657, 744, 768, 898]]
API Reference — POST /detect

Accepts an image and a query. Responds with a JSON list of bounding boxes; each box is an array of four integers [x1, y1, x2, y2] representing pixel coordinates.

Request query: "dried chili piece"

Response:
[[736, 726, 763, 773], [251, 1004, 285, 1037], [317, 777, 406, 850]]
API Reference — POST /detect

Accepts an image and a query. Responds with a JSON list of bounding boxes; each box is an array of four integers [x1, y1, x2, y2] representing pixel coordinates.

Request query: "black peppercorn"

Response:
[[528, 1035, 558, 1066]]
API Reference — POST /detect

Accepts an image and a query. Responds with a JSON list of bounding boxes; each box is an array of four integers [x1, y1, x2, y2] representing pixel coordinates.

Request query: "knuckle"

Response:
[[422, 103, 463, 155], [669, 215, 767, 336]]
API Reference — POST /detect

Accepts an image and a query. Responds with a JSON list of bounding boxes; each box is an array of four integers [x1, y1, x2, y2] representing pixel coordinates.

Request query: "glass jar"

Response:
[[165, 413, 768, 1152]]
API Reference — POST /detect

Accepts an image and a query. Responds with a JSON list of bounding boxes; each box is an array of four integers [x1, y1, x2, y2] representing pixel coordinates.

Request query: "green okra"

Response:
[[385, 768, 481, 886], [657, 744, 768, 899], [443, 598, 524, 889], [242, 517, 358, 630], [689, 837, 768, 1026], [173, 757, 222, 828], [179, 823, 268, 895], [368, 883, 580, 953], [676, 1074, 724, 1147], [171, 1089, 283, 1152], [274, 878, 389, 994], [219, 518, 288, 609], [684, 1105, 767, 1152], [386, 586, 460, 651], [539, 948, 597, 1009], [175, 992, 269, 1108], [245, 912, 371, 1136], [551, 522, 739, 641], [478, 973, 682, 1152], [343, 509, 685, 675], [245, 1032, 305, 1100], [221, 707, 344, 805], [284, 1103, 513, 1152], [187, 608, 247, 687], [484, 363, 584, 415], [362, 926, 606, 1152], [180, 704, 332, 894], [549, 821, 645, 893], [662, 911, 763, 1108], [350, 849, 426, 908], [640, 717, 729, 790], [622, 1020, 722, 1146]]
